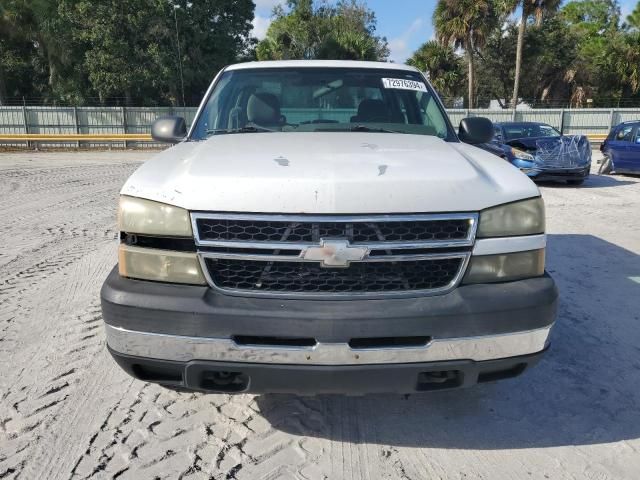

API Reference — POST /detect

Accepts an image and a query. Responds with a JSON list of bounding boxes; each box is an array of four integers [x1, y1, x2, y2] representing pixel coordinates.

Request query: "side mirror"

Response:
[[458, 117, 494, 145], [151, 116, 187, 143]]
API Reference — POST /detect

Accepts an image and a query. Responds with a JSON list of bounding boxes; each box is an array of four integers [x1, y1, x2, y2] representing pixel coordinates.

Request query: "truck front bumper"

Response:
[[101, 267, 558, 394]]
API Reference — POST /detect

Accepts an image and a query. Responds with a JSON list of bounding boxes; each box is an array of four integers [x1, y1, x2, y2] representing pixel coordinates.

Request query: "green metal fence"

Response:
[[1, 106, 638, 148], [447, 108, 640, 136]]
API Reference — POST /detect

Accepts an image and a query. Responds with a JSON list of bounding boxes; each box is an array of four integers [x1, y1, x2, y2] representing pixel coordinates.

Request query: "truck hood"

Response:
[[122, 132, 539, 213]]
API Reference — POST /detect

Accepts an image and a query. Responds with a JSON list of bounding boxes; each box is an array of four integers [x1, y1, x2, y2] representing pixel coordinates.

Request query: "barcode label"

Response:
[[381, 78, 428, 92]]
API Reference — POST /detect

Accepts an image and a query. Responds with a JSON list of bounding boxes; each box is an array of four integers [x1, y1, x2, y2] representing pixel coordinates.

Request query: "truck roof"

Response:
[[225, 60, 420, 72]]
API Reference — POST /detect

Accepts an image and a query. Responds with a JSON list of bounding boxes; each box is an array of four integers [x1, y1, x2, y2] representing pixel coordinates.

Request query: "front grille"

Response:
[[205, 258, 464, 293], [193, 213, 478, 297], [196, 217, 471, 243]]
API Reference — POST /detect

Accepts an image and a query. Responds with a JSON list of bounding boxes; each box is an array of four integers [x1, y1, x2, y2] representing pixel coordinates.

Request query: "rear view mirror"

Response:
[[151, 116, 187, 143], [458, 117, 494, 145]]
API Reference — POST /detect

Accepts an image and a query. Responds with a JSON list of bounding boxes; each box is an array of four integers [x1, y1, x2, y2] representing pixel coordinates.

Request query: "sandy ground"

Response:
[[1, 150, 639, 480]]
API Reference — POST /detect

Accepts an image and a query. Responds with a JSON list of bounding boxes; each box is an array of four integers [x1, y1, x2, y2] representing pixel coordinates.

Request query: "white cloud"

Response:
[[252, 14, 272, 40], [252, 0, 285, 40], [254, 0, 284, 11], [388, 18, 424, 63]]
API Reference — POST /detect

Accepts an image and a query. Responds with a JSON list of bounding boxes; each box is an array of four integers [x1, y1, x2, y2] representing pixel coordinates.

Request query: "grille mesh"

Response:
[[205, 258, 463, 293], [196, 218, 470, 243]]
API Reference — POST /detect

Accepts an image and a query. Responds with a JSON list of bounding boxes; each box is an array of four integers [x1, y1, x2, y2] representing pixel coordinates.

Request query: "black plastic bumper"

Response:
[[530, 165, 591, 181], [102, 268, 557, 394], [101, 267, 558, 341], [109, 346, 548, 395]]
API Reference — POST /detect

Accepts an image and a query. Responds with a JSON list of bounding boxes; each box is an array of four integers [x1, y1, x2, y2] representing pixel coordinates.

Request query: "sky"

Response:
[[252, 0, 639, 64]]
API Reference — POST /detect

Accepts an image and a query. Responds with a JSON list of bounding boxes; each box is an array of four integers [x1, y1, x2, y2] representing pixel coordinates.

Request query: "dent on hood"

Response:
[[273, 156, 290, 167]]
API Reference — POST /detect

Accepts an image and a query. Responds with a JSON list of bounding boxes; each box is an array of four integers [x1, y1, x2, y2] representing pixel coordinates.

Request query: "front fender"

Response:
[[511, 158, 535, 169]]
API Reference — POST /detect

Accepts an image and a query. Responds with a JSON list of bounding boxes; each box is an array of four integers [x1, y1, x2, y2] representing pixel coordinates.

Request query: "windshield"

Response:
[[503, 123, 561, 141], [190, 67, 454, 140]]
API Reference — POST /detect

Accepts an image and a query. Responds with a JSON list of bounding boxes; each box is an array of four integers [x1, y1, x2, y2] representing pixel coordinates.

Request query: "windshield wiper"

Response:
[[350, 125, 403, 134], [206, 125, 277, 136]]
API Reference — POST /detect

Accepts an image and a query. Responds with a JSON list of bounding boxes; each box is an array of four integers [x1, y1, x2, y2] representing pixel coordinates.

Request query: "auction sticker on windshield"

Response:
[[382, 78, 428, 92]]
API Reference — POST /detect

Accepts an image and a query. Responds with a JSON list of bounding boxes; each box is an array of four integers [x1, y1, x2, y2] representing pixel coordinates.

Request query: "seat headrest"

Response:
[[247, 93, 281, 125], [356, 99, 389, 122]]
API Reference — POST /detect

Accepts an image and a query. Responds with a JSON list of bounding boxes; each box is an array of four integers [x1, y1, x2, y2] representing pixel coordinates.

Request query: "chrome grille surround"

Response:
[[191, 213, 479, 298]]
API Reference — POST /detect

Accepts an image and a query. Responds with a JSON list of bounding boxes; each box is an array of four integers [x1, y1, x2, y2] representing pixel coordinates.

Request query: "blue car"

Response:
[[600, 121, 640, 174], [489, 122, 592, 185]]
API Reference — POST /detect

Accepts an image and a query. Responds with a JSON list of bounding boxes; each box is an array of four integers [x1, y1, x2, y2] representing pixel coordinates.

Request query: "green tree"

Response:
[[560, 0, 622, 106], [474, 2, 639, 108], [0, 0, 81, 103], [521, 15, 579, 105], [0, 34, 36, 104], [317, 31, 380, 60], [61, 0, 170, 104], [433, 0, 495, 108], [610, 32, 640, 98], [504, 0, 561, 108], [474, 16, 578, 107], [61, 0, 255, 105], [627, 1, 640, 29], [474, 23, 519, 107], [406, 41, 464, 102], [256, 0, 388, 61], [174, 0, 256, 102]]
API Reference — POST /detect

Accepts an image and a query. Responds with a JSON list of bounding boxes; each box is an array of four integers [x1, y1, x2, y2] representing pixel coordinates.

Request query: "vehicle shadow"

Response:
[[255, 234, 640, 449], [536, 174, 636, 189]]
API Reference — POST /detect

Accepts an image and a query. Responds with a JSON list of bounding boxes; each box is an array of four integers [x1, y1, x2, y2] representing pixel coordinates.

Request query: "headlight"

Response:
[[117, 196, 204, 284], [463, 249, 545, 284], [119, 245, 205, 285], [511, 148, 534, 161], [478, 197, 545, 238], [119, 195, 192, 236]]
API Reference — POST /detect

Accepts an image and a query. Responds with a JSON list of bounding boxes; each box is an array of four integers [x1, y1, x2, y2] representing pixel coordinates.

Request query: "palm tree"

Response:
[[318, 31, 379, 60], [433, 0, 493, 108], [627, 2, 640, 30], [615, 32, 640, 97], [507, 0, 561, 108], [406, 41, 464, 101]]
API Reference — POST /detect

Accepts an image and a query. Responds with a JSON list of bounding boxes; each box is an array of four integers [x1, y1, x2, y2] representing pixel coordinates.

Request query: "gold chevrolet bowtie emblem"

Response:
[[302, 239, 368, 268]]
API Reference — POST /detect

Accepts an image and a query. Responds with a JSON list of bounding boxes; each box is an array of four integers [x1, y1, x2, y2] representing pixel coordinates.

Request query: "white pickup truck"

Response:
[[101, 60, 557, 394]]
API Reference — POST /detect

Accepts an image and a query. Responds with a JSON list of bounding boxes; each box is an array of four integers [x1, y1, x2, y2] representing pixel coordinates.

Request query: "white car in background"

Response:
[[101, 60, 557, 394]]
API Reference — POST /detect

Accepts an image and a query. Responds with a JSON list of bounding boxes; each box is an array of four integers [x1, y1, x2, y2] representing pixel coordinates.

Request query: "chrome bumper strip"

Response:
[[106, 324, 553, 365]]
